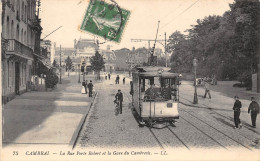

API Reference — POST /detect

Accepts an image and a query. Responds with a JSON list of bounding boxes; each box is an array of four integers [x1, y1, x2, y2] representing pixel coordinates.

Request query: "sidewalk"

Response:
[[2, 75, 95, 147]]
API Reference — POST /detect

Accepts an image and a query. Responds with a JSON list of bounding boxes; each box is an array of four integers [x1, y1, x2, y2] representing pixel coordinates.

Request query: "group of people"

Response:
[[233, 96, 259, 129], [115, 75, 125, 85], [104, 72, 111, 80], [81, 80, 94, 97]]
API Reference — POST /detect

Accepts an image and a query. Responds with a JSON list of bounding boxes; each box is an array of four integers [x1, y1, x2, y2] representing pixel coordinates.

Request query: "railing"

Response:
[[6, 39, 33, 58]]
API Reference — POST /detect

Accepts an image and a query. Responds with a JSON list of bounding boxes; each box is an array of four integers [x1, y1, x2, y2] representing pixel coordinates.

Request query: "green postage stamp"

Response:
[[80, 0, 130, 43]]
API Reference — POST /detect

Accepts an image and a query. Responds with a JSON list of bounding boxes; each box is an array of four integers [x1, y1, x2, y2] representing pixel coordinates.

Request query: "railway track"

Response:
[[179, 95, 260, 138], [182, 109, 253, 151]]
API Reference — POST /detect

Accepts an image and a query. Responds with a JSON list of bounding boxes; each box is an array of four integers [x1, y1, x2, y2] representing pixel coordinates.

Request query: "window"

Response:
[[21, 29, 23, 43], [24, 5, 27, 21], [16, 0, 20, 20], [24, 31, 26, 44], [11, 20, 14, 38], [6, 16, 10, 38], [22, 1, 24, 20], [16, 24, 19, 40]]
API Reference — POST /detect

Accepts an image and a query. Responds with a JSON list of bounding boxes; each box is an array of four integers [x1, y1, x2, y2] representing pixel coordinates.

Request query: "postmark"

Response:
[[80, 0, 130, 43]]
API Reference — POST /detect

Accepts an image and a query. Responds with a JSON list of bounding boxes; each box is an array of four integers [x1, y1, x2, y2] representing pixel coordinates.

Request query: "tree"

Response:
[[90, 51, 105, 80], [65, 56, 73, 77]]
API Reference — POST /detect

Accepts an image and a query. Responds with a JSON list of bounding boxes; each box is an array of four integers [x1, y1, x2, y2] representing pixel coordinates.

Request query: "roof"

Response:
[[134, 66, 179, 78], [75, 39, 98, 50]]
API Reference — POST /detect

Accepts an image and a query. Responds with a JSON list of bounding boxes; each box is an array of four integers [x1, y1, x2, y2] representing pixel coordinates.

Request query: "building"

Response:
[[53, 38, 98, 72], [54, 47, 76, 68], [2, 0, 42, 103], [101, 45, 116, 73], [40, 39, 56, 67], [74, 38, 98, 72], [112, 48, 130, 71]]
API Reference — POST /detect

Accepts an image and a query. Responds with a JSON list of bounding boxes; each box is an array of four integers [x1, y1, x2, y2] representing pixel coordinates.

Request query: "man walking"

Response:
[[233, 96, 242, 129], [87, 80, 94, 97], [123, 77, 125, 85], [248, 97, 260, 128], [203, 80, 211, 99], [115, 89, 123, 114]]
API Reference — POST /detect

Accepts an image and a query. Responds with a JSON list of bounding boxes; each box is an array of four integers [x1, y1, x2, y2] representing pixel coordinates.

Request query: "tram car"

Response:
[[130, 66, 180, 127]]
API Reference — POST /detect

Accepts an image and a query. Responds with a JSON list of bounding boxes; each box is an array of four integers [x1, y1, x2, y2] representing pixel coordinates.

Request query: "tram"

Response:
[[130, 66, 180, 127]]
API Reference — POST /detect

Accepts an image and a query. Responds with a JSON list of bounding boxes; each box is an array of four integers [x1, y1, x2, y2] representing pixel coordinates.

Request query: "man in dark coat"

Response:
[[233, 96, 242, 129], [123, 77, 125, 85], [87, 80, 94, 97], [115, 89, 123, 114], [108, 73, 111, 80], [248, 97, 260, 128]]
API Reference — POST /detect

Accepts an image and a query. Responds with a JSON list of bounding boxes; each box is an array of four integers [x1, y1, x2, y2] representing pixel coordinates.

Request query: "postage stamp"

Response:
[[80, 0, 130, 43]]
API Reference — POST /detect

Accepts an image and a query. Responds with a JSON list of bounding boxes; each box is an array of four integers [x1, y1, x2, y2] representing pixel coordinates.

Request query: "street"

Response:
[[75, 73, 260, 152]]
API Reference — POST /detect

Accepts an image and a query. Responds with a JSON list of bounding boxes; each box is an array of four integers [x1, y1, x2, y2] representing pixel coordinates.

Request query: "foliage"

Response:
[[65, 56, 73, 72], [45, 69, 59, 88], [167, 0, 260, 82], [90, 51, 105, 80]]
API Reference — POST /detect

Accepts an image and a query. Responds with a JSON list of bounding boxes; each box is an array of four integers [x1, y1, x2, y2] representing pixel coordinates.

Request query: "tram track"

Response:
[[179, 95, 260, 138], [166, 126, 190, 150], [182, 109, 253, 151], [180, 115, 229, 150]]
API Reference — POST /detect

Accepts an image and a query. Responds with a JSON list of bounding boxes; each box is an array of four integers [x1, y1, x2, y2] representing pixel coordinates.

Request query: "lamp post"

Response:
[[78, 64, 81, 83], [59, 45, 62, 84], [193, 58, 198, 104]]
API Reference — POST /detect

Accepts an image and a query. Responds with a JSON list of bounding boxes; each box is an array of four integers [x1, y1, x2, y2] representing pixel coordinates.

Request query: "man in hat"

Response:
[[203, 80, 211, 99], [115, 89, 123, 114], [87, 80, 94, 97], [248, 97, 260, 128], [233, 96, 242, 129]]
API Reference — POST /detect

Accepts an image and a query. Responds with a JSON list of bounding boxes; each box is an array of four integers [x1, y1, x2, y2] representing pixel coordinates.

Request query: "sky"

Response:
[[40, 0, 234, 50]]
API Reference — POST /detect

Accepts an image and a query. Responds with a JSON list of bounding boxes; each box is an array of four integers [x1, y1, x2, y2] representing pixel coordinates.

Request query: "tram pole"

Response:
[[193, 58, 198, 104], [59, 45, 62, 84]]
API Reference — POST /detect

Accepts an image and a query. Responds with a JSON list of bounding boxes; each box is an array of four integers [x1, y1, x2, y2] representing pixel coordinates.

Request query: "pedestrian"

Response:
[[203, 80, 211, 99], [81, 81, 86, 94], [115, 89, 123, 114], [108, 73, 111, 80], [123, 77, 125, 85], [248, 97, 260, 128], [233, 96, 242, 129], [87, 80, 94, 97], [116, 75, 120, 84], [85, 80, 88, 94]]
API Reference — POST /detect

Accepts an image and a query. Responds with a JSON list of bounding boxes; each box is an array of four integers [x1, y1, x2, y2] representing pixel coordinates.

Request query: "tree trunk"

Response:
[[97, 71, 100, 80], [68, 70, 70, 77]]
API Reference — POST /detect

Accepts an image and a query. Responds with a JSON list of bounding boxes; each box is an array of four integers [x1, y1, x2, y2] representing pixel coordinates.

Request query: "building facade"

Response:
[[2, 0, 42, 103]]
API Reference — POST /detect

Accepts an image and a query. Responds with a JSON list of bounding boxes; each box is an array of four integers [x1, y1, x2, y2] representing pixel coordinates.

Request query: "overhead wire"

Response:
[[160, 0, 200, 30]]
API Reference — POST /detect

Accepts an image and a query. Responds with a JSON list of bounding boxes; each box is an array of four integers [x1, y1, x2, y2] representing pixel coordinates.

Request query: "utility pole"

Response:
[[151, 21, 160, 65], [165, 32, 167, 67], [59, 45, 62, 84]]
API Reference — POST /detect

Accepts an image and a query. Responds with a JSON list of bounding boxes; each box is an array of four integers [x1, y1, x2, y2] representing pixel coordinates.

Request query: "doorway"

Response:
[[15, 62, 20, 95]]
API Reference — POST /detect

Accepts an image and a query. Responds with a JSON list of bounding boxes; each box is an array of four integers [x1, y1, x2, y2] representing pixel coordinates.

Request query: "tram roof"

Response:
[[134, 66, 179, 78]]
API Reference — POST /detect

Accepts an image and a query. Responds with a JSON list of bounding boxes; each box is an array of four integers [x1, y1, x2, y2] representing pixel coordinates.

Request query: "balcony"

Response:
[[6, 39, 33, 59]]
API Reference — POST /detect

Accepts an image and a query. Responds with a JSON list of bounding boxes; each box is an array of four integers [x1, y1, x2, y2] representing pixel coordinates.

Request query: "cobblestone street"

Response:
[[75, 74, 260, 159]]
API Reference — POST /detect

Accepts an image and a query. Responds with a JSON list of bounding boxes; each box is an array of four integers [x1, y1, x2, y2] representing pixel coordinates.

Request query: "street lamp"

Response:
[[193, 58, 198, 104]]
